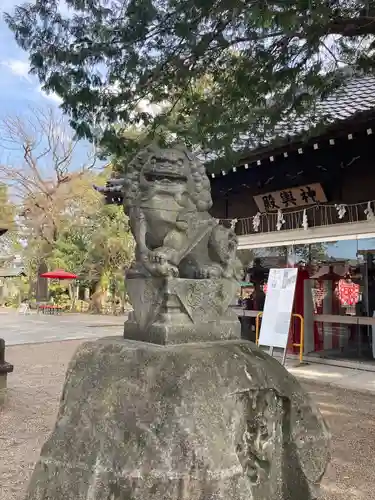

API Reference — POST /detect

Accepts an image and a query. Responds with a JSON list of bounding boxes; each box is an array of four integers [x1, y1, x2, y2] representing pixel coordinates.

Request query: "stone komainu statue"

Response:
[[96, 145, 242, 280], [24, 145, 330, 500]]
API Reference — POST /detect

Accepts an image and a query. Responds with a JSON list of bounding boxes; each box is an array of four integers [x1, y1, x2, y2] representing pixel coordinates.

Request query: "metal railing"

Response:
[[220, 199, 375, 236]]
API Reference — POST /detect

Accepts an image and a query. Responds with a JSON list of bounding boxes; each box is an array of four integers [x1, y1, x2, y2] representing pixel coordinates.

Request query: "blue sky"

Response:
[[327, 239, 375, 260], [0, 1, 97, 171], [0, 1, 64, 114]]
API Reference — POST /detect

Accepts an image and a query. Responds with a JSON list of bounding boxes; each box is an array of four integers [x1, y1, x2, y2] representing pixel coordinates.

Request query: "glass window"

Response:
[[237, 247, 288, 312], [237, 238, 375, 318], [238, 237, 375, 360]]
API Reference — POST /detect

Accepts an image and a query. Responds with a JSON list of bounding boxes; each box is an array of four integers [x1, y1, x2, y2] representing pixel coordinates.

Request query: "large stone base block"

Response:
[[124, 314, 240, 344], [124, 277, 241, 344], [24, 338, 330, 500]]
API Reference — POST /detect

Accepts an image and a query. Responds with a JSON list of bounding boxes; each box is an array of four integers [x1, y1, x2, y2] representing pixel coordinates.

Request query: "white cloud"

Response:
[[0, 0, 18, 14], [0, 58, 62, 104], [2, 59, 31, 81], [136, 99, 168, 117], [42, 91, 63, 104], [60, 0, 73, 17], [37, 85, 63, 105]]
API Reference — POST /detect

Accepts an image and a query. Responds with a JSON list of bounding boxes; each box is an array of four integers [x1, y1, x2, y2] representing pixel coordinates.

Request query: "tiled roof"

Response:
[[269, 75, 375, 140], [0, 267, 26, 278], [97, 73, 375, 199], [202, 74, 375, 170]]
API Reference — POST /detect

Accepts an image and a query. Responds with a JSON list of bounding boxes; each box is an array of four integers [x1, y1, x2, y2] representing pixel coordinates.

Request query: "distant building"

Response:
[[0, 243, 27, 304]]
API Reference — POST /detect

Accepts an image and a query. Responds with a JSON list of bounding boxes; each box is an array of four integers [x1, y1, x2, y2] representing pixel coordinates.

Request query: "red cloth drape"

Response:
[[291, 267, 323, 353]]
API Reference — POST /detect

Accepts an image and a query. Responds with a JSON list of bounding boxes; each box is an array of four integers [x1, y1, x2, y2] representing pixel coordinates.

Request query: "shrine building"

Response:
[[97, 70, 375, 368], [207, 72, 375, 367]]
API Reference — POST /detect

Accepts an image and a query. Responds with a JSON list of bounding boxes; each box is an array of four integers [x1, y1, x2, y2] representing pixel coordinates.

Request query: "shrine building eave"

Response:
[[95, 73, 375, 205], [204, 74, 375, 176]]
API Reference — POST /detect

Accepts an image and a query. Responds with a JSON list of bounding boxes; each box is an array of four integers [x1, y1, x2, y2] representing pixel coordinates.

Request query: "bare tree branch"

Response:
[[0, 105, 98, 249]]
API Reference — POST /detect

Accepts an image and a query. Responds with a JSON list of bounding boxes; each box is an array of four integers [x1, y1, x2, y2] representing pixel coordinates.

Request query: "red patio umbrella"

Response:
[[40, 269, 78, 280]]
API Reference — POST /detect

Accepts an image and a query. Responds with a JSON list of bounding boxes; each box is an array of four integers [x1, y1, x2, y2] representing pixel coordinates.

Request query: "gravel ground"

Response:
[[1, 340, 374, 500]]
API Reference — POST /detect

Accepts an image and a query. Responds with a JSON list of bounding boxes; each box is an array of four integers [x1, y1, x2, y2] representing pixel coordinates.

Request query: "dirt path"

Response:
[[1, 341, 374, 500]]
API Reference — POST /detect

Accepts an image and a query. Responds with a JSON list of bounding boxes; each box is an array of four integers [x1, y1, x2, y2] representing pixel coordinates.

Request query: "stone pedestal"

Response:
[[0, 338, 14, 406], [23, 338, 330, 500], [124, 277, 241, 344]]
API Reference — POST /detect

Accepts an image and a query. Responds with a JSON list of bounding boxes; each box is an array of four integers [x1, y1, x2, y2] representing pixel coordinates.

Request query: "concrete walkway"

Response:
[[1, 309, 374, 395], [287, 361, 375, 395], [0, 310, 126, 345]]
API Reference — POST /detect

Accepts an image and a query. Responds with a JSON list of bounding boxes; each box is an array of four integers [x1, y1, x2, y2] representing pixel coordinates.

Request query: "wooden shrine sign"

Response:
[[254, 183, 327, 212]]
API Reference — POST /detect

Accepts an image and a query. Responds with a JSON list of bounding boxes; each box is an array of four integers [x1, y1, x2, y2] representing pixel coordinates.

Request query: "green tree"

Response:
[[0, 106, 134, 306], [6, 1, 371, 159], [238, 242, 329, 271], [293, 243, 329, 264], [0, 183, 15, 232], [48, 178, 134, 309], [81, 203, 134, 284], [0, 106, 101, 302], [0, 183, 18, 264]]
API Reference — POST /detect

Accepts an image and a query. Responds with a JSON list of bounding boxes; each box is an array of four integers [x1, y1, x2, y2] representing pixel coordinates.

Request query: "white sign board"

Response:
[[259, 268, 298, 349]]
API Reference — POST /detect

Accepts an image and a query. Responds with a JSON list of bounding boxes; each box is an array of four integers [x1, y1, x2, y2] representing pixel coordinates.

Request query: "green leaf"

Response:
[[6, 0, 375, 164]]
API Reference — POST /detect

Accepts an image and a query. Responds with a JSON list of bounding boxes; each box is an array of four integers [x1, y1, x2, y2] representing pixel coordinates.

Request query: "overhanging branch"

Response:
[[328, 16, 375, 36]]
